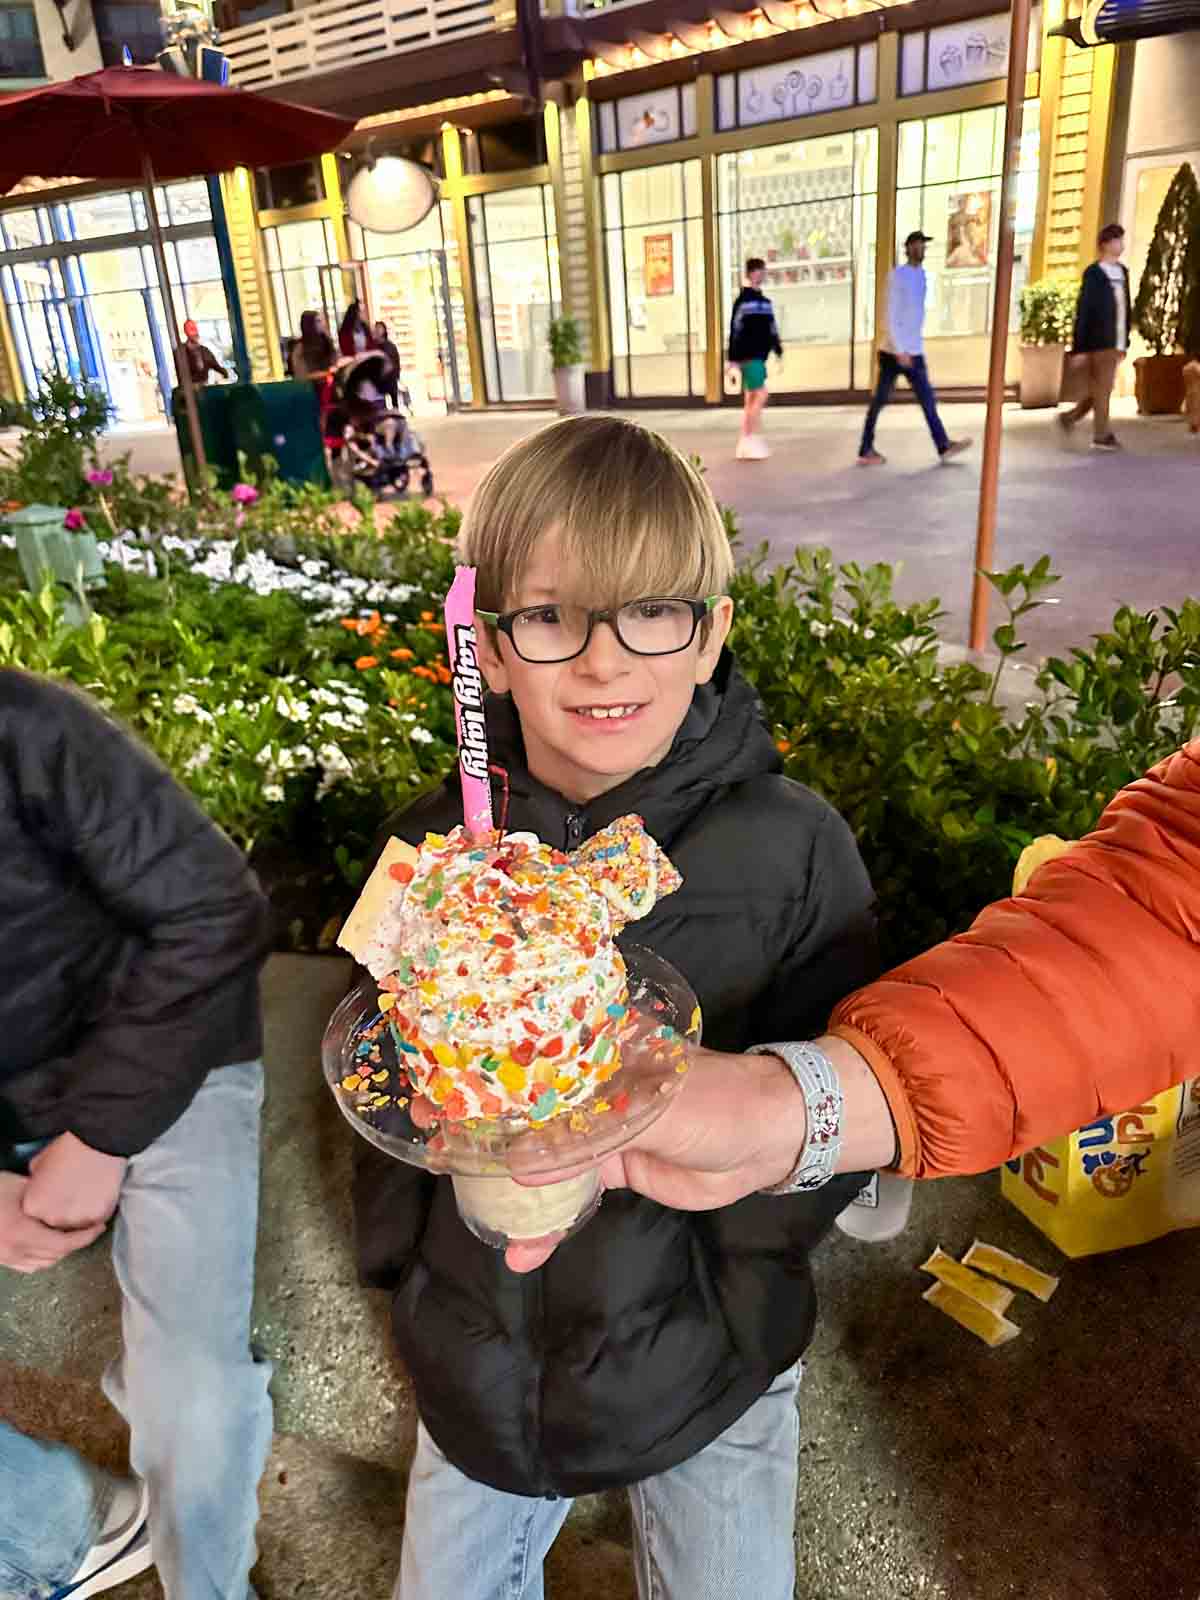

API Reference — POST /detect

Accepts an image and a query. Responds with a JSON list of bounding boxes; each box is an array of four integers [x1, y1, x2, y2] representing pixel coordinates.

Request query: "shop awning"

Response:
[[1051, 0, 1200, 47]]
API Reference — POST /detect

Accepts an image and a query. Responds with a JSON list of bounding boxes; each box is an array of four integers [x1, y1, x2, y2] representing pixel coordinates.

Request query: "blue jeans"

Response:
[[860, 351, 951, 456], [395, 1361, 801, 1600], [0, 1061, 273, 1599]]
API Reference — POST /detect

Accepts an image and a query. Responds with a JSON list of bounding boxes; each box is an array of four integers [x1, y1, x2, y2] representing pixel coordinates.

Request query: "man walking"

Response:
[[858, 230, 970, 466], [727, 257, 783, 460], [1058, 222, 1131, 451]]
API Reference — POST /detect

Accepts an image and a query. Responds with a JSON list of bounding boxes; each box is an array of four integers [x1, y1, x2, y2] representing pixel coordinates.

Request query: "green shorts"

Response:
[[740, 359, 768, 392]]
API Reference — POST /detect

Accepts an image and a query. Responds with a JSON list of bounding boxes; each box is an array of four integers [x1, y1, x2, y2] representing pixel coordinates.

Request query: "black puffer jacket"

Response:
[[0, 671, 272, 1157], [354, 653, 878, 1497]]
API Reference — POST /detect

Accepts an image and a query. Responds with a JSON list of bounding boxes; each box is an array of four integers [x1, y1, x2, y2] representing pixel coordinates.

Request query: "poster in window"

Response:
[[945, 190, 992, 269], [644, 233, 675, 297]]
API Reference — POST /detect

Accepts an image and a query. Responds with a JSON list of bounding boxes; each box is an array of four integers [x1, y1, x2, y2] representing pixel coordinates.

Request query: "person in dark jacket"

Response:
[[353, 416, 878, 1600], [177, 319, 228, 387], [0, 672, 274, 1600], [1059, 222, 1132, 451], [726, 257, 783, 461], [373, 321, 402, 409]]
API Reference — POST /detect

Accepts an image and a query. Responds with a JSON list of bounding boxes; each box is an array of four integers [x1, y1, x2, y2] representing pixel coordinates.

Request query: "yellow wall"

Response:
[[1033, 3, 1118, 279]]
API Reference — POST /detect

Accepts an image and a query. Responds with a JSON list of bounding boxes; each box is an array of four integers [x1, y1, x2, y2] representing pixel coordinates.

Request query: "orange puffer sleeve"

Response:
[[829, 741, 1200, 1179]]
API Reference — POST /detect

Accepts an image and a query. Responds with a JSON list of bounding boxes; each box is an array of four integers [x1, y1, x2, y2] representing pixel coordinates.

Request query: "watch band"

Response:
[[748, 1041, 843, 1195]]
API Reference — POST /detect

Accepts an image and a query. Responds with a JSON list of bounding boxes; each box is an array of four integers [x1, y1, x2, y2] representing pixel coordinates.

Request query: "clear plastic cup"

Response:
[[322, 946, 700, 1250]]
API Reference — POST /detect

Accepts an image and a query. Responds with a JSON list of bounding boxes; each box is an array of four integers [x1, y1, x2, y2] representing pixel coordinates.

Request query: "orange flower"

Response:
[[355, 655, 379, 671], [357, 611, 384, 638], [339, 618, 360, 632], [424, 621, 446, 634], [435, 665, 452, 685], [420, 610, 435, 623], [776, 739, 791, 754], [390, 648, 415, 661]]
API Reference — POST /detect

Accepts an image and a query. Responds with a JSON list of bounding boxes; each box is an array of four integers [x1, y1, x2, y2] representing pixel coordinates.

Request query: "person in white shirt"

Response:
[[858, 230, 971, 466], [1058, 222, 1132, 452]]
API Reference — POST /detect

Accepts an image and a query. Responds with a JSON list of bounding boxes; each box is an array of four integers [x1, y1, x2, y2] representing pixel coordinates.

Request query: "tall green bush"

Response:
[[0, 373, 113, 506], [1133, 161, 1200, 355]]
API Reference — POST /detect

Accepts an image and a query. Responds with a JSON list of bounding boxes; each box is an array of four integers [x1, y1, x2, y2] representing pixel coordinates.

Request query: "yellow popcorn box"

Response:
[[1002, 837, 1200, 1257]]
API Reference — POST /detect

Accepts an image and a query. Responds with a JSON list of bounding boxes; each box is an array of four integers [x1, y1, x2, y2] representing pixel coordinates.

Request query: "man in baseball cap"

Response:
[[177, 320, 229, 388], [858, 230, 970, 466]]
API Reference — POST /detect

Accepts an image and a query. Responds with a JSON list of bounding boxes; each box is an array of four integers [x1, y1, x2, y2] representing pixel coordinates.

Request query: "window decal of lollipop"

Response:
[[324, 568, 702, 1250]]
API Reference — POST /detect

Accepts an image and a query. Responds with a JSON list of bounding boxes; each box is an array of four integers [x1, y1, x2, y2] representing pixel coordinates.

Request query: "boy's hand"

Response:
[[0, 1173, 105, 1273], [23, 1132, 127, 1232]]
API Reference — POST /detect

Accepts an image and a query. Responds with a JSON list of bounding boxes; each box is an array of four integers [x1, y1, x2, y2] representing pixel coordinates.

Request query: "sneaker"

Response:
[[738, 433, 770, 461], [1091, 434, 1121, 451], [1056, 410, 1075, 433], [49, 1479, 153, 1599], [857, 449, 887, 465], [939, 438, 972, 461]]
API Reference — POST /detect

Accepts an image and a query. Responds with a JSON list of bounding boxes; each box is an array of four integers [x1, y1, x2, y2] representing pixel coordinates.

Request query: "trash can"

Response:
[[5, 502, 105, 624], [231, 380, 328, 488], [172, 383, 240, 490]]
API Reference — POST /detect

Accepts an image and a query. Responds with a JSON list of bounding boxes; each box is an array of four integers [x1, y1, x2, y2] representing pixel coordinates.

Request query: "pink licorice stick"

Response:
[[444, 565, 494, 837]]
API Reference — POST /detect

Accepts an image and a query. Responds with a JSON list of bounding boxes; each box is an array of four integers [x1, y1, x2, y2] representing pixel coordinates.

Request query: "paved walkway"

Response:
[[99, 396, 1198, 661], [4, 953, 1200, 1599]]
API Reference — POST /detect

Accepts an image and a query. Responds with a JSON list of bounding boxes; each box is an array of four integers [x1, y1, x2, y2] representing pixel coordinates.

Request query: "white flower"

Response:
[[341, 694, 369, 716], [275, 692, 310, 723], [321, 711, 353, 734], [310, 687, 339, 707], [262, 783, 285, 803], [255, 746, 275, 767], [183, 742, 212, 773], [318, 743, 353, 775], [172, 693, 212, 723], [410, 726, 435, 746]]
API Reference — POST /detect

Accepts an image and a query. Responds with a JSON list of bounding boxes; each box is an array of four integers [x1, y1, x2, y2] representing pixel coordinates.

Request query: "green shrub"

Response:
[[549, 316, 584, 369], [1019, 279, 1077, 346], [0, 373, 113, 507]]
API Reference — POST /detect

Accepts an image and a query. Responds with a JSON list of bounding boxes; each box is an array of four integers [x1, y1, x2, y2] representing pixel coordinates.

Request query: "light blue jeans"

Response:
[[396, 1361, 801, 1600], [0, 1060, 273, 1600]]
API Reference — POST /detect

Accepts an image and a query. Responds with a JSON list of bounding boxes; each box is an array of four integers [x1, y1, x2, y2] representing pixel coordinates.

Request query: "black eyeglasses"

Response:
[[476, 596, 720, 665]]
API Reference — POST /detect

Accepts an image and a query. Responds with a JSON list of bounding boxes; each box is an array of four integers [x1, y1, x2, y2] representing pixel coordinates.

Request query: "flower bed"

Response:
[[1, 393, 1197, 960]]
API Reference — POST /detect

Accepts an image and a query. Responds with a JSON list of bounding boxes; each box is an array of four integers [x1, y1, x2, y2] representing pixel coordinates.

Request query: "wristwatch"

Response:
[[747, 1041, 843, 1195]]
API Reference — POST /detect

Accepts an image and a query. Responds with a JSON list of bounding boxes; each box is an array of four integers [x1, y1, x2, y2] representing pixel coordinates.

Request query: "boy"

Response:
[[0, 671, 274, 1600], [1058, 222, 1131, 452], [354, 415, 879, 1600], [727, 257, 782, 461]]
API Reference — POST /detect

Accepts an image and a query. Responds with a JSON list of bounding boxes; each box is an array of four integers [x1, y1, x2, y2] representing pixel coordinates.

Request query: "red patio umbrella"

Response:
[[0, 68, 356, 477]]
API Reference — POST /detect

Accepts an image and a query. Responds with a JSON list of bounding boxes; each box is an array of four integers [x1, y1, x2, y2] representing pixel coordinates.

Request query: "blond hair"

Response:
[[459, 415, 734, 613]]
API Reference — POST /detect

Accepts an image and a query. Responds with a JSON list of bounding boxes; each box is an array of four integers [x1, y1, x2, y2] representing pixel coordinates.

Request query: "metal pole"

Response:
[[141, 152, 208, 482], [967, 0, 1034, 653]]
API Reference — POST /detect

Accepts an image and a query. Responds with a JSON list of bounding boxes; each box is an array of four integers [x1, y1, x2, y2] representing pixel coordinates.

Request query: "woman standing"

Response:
[[374, 321, 402, 409], [289, 311, 336, 382], [338, 300, 374, 358]]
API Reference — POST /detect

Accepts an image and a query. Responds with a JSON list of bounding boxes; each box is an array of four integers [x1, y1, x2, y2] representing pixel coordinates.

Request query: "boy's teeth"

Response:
[[578, 705, 637, 720]]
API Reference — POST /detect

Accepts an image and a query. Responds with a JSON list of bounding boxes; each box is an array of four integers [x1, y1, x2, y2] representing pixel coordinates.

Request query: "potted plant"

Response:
[[1132, 160, 1200, 414], [1018, 279, 1076, 408], [549, 315, 586, 416]]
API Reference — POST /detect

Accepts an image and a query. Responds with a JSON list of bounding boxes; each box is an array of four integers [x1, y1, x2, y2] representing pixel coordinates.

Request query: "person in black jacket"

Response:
[[1059, 222, 1132, 451], [726, 257, 783, 461], [0, 673, 274, 1600], [353, 416, 878, 1600]]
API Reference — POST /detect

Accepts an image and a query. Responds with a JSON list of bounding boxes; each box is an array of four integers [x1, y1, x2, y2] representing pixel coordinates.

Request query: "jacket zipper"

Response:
[[564, 811, 585, 850], [525, 1265, 556, 1497]]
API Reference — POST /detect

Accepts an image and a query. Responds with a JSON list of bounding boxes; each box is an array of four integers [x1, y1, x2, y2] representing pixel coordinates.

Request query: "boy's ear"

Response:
[[695, 597, 734, 685], [476, 624, 512, 696]]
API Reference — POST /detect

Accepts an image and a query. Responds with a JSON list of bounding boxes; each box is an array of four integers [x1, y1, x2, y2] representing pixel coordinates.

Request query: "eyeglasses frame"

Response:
[[475, 595, 721, 665]]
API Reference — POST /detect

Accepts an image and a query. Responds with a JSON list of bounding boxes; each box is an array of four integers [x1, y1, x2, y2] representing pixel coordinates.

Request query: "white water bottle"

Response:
[[836, 1171, 914, 1242]]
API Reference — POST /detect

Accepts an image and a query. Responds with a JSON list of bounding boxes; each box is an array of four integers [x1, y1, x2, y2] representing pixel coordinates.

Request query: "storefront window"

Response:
[[603, 160, 705, 400], [0, 186, 231, 424], [262, 217, 341, 351], [895, 102, 1039, 385], [468, 186, 560, 403], [350, 200, 472, 411], [718, 127, 878, 393], [0, 4, 45, 77]]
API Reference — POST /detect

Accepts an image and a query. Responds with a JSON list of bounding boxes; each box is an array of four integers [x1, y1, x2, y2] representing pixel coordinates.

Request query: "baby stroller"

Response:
[[323, 350, 434, 498]]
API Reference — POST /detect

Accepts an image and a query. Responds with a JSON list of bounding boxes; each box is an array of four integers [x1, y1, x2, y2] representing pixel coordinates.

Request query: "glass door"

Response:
[[602, 160, 706, 400], [77, 247, 169, 424], [468, 186, 560, 403]]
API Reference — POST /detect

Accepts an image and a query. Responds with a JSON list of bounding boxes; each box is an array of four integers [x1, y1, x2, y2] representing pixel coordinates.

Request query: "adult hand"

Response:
[[22, 1132, 127, 1232], [896, 352, 914, 370], [503, 1035, 897, 1274], [0, 1173, 105, 1273]]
